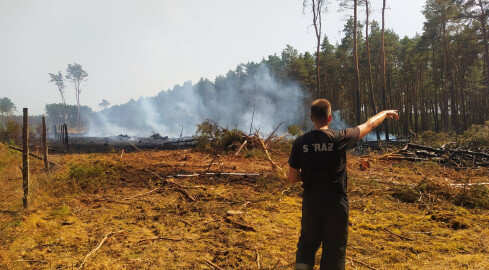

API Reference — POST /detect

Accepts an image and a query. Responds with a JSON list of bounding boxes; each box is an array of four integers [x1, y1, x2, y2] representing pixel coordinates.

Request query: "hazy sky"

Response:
[[0, 0, 425, 115]]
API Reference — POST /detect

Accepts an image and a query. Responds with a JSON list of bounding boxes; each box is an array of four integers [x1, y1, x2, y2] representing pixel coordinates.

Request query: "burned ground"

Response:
[[0, 143, 489, 269]]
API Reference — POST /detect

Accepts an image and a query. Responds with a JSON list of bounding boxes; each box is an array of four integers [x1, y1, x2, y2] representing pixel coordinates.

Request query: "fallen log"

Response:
[[407, 143, 445, 154], [408, 143, 489, 159], [165, 172, 267, 178], [449, 182, 489, 187], [450, 149, 489, 159], [379, 154, 429, 162]]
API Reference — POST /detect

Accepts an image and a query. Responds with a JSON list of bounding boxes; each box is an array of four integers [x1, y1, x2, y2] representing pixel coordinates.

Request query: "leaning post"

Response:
[[22, 108, 29, 208], [42, 116, 49, 173]]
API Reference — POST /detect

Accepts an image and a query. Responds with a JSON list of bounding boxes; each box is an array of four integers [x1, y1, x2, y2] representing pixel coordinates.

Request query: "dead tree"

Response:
[[303, 0, 327, 99]]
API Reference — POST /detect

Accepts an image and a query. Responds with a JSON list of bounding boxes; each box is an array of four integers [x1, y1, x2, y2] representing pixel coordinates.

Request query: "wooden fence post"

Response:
[[22, 108, 29, 208], [42, 116, 49, 173]]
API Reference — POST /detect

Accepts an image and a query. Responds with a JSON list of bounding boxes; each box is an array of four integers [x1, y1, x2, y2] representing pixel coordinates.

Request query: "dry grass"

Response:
[[0, 143, 488, 269]]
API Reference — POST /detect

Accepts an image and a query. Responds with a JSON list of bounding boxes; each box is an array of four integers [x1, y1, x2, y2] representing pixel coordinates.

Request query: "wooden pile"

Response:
[[204, 121, 288, 178], [355, 139, 410, 155], [380, 143, 489, 168]]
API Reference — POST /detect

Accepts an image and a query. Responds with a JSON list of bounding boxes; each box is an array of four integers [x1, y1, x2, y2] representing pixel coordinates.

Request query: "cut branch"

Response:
[[130, 142, 152, 158], [137, 236, 184, 244], [346, 257, 378, 270], [207, 155, 220, 171], [235, 140, 248, 155], [124, 188, 161, 200], [257, 136, 287, 179], [264, 121, 284, 146], [146, 170, 196, 202], [203, 259, 224, 270], [224, 217, 257, 232], [384, 227, 415, 241], [77, 231, 123, 269]]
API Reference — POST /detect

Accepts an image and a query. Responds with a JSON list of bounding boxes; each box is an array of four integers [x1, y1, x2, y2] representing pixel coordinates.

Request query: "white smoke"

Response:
[[87, 64, 307, 137]]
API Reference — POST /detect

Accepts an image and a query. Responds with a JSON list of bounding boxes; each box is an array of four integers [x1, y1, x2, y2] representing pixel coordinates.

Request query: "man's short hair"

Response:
[[311, 99, 331, 121]]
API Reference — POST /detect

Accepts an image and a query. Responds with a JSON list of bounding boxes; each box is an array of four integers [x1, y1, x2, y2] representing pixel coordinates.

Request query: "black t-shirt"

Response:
[[288, 127, 360, 198]]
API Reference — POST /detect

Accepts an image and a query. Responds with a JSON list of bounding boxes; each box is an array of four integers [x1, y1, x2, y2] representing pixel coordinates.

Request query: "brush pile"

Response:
[[354, 139, 409, 155], [380, 143, 489, 168], [194, 119, 290, 177]]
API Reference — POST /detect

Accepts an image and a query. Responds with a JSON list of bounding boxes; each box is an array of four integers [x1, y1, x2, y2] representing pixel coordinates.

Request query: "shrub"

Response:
[[0, 120, 22, 145], [454, 185, 489, 209], [414, 130, 451, 147], [194, 119, 244, 152], [244, 148, 266, 159], [0, 143, 17, 175], [68, 160, 120, 192], [415, 180, 453, 200], [287, 125, 302, 136], [49, 204, 70, 217], [219, 129, 244, 150], [392, 185, 419, 203], [194, 119, 221, 151], [460, 122, 489, 148]]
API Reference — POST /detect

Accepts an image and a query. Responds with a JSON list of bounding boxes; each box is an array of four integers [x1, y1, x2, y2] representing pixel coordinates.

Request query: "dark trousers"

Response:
[[295, 195, 349, 270]]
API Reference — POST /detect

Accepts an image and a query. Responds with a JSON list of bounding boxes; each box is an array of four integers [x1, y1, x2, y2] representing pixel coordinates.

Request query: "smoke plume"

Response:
[[88, 64, 308, 137]]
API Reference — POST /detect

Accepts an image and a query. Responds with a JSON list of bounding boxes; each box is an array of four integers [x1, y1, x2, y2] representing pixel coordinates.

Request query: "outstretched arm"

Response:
[[357, 110, 399, 140]]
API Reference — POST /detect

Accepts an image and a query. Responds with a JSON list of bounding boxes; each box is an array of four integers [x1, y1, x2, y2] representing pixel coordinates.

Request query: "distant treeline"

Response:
[[264, 0, 489, 135]]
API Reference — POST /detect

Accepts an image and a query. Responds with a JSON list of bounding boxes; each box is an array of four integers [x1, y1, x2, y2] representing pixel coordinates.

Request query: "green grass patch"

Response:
[[67, 160, 121, 192], [49, 204, 70, 217]]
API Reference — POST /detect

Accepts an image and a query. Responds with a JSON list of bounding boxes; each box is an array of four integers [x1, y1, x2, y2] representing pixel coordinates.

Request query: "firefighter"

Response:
[[288, 99, 399, 270]]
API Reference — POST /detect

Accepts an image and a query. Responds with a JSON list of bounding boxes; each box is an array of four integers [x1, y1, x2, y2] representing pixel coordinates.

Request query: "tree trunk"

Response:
[[459, 71, 468, 130], [479, 0, 489, 120], [365, 0, 381, 140], [432, 46, 440, 132], [311, 0, 322, 99], [353, 0, 361, 125], [75, 80, 81, 132], [381, 0, 389, 140], [414, 75, 419, 133]]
